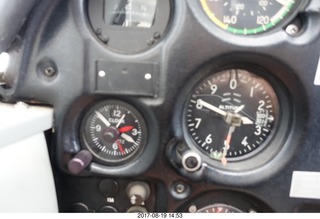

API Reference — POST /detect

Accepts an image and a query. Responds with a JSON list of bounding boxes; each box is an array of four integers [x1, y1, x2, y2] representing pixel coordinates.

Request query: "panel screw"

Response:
[[147, 38, 155, 46], [285, 24, 299, 36], [153, 32, 161, 39], [188, 205, 197, 213], [44, 66, 56, 77], [175, 183, 185, 194], [95, 28, 102, 36], [171, 181, 191, 200]]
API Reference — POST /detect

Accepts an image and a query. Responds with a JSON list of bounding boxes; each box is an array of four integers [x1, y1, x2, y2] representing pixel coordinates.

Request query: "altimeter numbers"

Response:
[[184, 69, 278, 163]]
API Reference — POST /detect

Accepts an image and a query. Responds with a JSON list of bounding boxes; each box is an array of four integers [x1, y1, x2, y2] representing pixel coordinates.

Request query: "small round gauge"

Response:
[[197, 204, 242, 213], [80, 100, 148, 164], [184, 69, 279, 164], [200, 0, 300, 35], [88, 0, 172, 54], [180, 190, 273, 212]]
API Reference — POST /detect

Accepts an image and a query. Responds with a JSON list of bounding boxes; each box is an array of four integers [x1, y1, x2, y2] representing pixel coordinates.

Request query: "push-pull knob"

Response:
[[68, 150, 93, 174]]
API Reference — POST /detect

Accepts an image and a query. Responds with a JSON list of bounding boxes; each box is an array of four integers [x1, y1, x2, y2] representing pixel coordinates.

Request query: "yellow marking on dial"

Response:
[[200, 0, 228, 30]]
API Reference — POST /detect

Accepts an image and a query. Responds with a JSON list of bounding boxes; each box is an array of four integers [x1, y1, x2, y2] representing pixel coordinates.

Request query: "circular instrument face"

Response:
[[197, 204, 242, 213], [80, 100, 147, 164], [184, 69, 279, 163], [200, 0, 299, 35], [88, 0, 171, 54]]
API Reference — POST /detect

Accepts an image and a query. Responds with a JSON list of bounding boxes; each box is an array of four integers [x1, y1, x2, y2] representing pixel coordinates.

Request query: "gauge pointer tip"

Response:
[[118, 126, 134, 133], [116, 140, 125, 155], [241, 116, 254, 125]]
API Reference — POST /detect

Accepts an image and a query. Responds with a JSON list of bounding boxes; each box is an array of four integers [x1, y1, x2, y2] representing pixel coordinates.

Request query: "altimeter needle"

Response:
[[234, 105, 245, 113], [197, 99, 227, 116], [197, 99, 254, 125]]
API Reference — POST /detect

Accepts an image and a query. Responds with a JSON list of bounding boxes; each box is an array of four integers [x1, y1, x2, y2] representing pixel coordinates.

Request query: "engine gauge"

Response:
[[80, 100, 148, 164], [200, 0, 300, 35], [184, 69, 279, 164], [197, 204, 242, 213]]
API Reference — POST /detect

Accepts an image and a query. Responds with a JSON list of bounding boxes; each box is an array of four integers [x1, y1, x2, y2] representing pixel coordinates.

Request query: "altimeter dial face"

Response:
[[184, 69, 279, 163], [80, 100, 148, 164]]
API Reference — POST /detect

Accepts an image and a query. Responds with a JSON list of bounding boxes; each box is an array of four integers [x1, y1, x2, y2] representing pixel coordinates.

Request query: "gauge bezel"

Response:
[[181, 65, 291, 172], [62, 95, 159, 177], [183, 69, 280, 163], [171, 57, 296, 185], [177, 190, 273, 212]]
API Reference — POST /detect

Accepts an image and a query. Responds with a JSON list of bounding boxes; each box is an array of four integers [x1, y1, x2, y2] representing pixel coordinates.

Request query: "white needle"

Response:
[[234, 105, 245, 113], [197, 99, 254, 125], [197, 99, 227, 117], [276, 0, 289, 6], [242, 117, 254, 125], [95, 111, 111, 127], [121, 133, 138, 145], [116, 114, 126, 128]]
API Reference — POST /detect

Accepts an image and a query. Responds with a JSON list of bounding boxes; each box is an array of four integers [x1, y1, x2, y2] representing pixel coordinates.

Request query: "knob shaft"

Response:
[[68, 150, 92, 174]]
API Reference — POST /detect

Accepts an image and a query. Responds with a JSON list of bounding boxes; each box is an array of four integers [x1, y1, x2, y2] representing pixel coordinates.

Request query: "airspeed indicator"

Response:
[[200, 0, 300, 35]]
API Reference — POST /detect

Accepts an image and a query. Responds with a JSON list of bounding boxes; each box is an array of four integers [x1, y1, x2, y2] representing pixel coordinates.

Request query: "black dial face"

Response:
[[80, 100, 148, 164], [200, 0, 299, 35], [197, 204, 242, 213], [184, 69, 279, 164]]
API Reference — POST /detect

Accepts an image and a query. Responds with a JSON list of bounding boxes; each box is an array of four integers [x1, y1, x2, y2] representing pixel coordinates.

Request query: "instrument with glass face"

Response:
[[200, 0, 300, 35], [80, 100, 148, 165], [184, 69, 279, 165]]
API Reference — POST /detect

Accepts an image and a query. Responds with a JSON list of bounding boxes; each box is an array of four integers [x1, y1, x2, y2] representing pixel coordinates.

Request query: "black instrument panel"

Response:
[[1, 0, 320, 213]]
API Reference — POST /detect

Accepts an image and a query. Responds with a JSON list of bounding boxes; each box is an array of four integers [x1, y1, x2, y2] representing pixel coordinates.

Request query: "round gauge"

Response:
[[200, 0, 300, 35], [80, 100, 148, 164], [88, 0, 172, 54], [184, 69, 278, 164], [180, 190, 273, 212], [197, 204, 242, 213]]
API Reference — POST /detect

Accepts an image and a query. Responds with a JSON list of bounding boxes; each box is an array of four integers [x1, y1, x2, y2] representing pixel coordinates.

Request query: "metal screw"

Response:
[[153, 32, 161, 39], [175, 183, 185, 194], [188, 205, 197, 213], [99, 35, 109, 44], [95, 28, 102, 36], [147, 38, 155, 46], [44, 66, 56, 77], [285, 24, 299, 36]]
